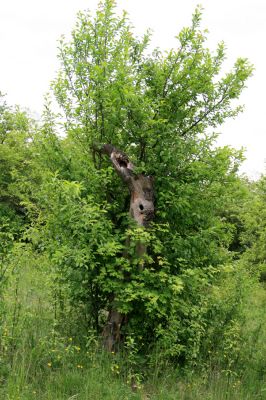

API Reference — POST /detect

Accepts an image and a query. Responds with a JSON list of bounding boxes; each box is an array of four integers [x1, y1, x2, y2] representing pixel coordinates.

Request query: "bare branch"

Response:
[[100, 144, 134, 183]]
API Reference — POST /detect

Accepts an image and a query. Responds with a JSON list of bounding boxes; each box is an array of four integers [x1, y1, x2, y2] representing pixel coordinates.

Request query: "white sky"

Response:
[[0, 0, 265, 178]]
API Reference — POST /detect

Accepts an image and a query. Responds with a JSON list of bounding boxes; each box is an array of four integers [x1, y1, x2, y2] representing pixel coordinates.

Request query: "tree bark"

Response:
[[99, 144, 155, 351]]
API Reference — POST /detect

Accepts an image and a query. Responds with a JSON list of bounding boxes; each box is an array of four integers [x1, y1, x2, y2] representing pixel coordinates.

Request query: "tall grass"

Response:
[[1, 249, 266, 399]]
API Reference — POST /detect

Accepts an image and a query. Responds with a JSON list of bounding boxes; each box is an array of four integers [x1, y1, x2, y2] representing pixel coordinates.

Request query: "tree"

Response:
[[30, 0, 253, 356], [0, 94, 37, 338], [240, 175, 266, 278], [0, 93, 35, 263]]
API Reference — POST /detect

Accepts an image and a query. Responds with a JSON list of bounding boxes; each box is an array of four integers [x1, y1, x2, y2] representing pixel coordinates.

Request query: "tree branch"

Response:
[[93, 144, 134, 183], [180, 89, 229, 136]]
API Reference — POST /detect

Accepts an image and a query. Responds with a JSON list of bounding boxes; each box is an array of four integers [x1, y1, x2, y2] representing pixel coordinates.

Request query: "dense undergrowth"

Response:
[[1, 246, 266, 399]]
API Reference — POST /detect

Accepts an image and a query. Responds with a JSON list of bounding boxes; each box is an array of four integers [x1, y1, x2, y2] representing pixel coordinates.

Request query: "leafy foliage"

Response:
[[240, 175, 266, 278], [0, 0, 261, 387]]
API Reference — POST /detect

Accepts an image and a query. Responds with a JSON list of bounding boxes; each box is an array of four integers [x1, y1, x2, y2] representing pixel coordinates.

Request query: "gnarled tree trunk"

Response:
[[99, 144, 155, 351]]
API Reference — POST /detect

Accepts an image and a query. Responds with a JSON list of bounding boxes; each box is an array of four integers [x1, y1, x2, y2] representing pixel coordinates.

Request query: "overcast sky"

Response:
[[0, 0, 265, 178]]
